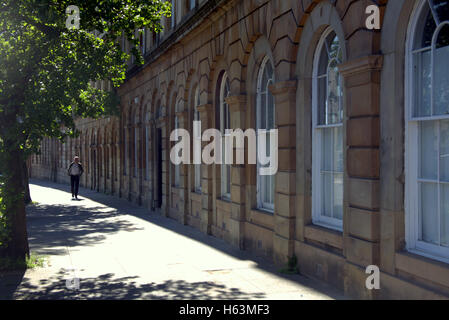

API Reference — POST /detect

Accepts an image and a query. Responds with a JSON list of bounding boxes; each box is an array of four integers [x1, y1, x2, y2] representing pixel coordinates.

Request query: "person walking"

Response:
[[68, 156, 84, 200]]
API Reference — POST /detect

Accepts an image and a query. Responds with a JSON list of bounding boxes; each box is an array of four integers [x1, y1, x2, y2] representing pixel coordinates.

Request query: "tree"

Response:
[[0, 0, 171, 260]]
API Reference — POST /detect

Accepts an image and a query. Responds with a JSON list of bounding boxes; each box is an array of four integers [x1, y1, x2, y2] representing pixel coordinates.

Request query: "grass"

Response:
[[0, 253, 47, 272]]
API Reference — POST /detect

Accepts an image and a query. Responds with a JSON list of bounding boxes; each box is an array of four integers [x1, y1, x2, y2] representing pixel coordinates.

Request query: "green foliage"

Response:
[[0, 253, 47, 272], [0, 0, 171, 255], [0, 0, 171, 153]]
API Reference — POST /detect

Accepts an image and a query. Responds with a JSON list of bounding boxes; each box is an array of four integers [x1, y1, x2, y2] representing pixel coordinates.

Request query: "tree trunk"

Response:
[[23, 161, 32, 205], [1, 146, 30, 260]]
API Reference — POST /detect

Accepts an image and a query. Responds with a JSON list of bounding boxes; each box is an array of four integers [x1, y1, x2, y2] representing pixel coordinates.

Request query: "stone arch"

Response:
[[294, 0, 348, 235], [244, 35, 276, 206]]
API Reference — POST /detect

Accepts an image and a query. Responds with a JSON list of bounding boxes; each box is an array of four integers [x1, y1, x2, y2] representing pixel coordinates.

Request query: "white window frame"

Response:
[[311, 26, 344, 231], [256, 56, 275, 212], [194, 86, 202, 193], [405, 0, 449, 264], [220, 73, 231, 200]]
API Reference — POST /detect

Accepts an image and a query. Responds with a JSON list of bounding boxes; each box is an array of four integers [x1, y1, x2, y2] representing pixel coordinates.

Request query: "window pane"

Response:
[[321, 172, 332, 218], [441, 120, 449, 181], [322, 128, 332, 171], [327, 59, 342, 124], [262, 67, 269, 89], [268, 93, 275, 129], [317, 76, 327, 125], [434, 28, 449, 116], [328, 33, 339, 60], [333, 173, 343, 220], [264, 175, 270, 204], [333, 126, 344, 172], [436, 23, 449, 48], [420, 182, 439, 245], [261, 93, 266, 129], [430, 0, 449, 23], [441, 184, 449, 247], [419, 9, 436, 49], [318, 45, 328, 76], [413, 50, 432, 117], [420, 121, 438, 180]]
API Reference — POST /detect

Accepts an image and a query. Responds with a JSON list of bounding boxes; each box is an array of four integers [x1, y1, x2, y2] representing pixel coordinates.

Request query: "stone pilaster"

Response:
[[270, 80, 297, 266], [339, 55, 383, 299], [175, 110, 189, 225], [225, 95, 247, 250], [197, 104, 213, 234]]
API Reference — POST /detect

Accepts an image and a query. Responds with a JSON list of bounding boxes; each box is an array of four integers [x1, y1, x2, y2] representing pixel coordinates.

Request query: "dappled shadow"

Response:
[[26, 203, 143, 256], [12, 270, 266, 300], [0, 271, 26, 300]]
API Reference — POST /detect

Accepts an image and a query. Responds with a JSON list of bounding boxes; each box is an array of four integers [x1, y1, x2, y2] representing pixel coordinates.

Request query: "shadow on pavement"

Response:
[[27, 204, 143, 256], [12, 270, 266, 300], [0, 271, 26, 300]]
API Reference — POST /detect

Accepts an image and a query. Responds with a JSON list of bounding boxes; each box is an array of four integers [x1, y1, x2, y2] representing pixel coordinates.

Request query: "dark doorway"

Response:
[[155, 128, 163, 209]]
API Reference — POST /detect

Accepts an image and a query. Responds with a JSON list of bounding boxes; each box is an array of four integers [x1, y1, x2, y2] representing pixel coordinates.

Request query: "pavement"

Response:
[[0, 179, 345, 300]]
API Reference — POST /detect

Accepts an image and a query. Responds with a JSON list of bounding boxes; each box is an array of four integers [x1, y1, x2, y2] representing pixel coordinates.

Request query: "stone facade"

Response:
[[30, 0, 449, 299]]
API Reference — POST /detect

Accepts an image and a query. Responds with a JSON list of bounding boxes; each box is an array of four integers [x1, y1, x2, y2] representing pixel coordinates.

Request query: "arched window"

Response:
[[256, 56, 275, 212], [312, 27, 344, 230], [193, 86, 202, 193], [220, 73, 231, 200], [406, 0, 449, 262]]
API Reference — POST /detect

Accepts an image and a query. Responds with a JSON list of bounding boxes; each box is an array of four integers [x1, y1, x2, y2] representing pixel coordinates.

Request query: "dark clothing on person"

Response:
[[71, 175, 80, 198], [67, 162, 84, 198]]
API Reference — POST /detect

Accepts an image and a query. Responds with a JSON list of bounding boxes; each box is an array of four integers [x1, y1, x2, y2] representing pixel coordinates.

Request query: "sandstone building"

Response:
[[30, 0, 449, 299]]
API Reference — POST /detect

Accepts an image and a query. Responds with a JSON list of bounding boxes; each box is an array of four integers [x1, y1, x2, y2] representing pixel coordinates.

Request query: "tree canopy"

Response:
[[0, 0, 171, 258]]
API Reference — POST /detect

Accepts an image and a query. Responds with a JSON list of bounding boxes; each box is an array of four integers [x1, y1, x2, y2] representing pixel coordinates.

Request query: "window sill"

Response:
[[304, 224, 343, 250], [254, 207, 274, 215], [396, 251, 449, 288]]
